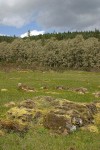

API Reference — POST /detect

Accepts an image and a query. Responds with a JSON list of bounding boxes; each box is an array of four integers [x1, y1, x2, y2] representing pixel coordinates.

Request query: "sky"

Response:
[[0, 0, 100, 37]]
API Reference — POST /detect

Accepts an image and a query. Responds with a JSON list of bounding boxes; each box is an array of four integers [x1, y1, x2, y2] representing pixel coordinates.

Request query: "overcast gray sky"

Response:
[[0, 0, 100, 35]]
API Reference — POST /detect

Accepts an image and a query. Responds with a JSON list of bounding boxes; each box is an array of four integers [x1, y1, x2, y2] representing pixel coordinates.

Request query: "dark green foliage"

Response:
[[27, 30, 100, 41], [0, 35, 17, 43]]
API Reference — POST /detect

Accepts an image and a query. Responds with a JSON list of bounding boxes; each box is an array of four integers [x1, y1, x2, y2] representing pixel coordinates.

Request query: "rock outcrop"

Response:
[[0, 97, 100, 135], [43, 100, 99, 134]]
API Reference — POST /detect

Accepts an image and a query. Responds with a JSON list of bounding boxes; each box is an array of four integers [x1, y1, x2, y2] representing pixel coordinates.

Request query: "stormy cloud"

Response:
[[0, 0, 100, 30]]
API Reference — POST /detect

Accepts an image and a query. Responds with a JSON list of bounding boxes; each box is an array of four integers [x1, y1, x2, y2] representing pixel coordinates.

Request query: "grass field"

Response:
[[0, 70, 100, 150]]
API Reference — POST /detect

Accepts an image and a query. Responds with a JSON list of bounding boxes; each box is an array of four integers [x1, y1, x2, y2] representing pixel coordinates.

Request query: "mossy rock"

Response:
[[43, 111, 77, 133], [0, 119, 28, 132], [18, 99, 35, 109], [7, 107, 34, 122], [55, 101, 97, 125], [43, 99, 99, 134], [0, 96, 100, 135], [43, 112, 69, 132], [4, 101, 16, 108]]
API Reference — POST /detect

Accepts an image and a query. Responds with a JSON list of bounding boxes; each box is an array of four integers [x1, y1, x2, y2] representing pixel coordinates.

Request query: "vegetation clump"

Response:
[[81, 125, 99, 133], [43, 100, 99, 134], [0, 97, 100, 135], [18, 83, 35, 92], [0, 119, 28, 133]]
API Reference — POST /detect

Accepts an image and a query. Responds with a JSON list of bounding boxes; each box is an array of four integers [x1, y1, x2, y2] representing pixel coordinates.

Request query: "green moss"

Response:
[[94, 113, 100, 125], [81, 125, 99, 133]]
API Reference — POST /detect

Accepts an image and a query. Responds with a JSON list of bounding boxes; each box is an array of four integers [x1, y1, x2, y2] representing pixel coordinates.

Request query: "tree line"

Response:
[[0, 32, 100, 71], [0, 29, 100, 43]]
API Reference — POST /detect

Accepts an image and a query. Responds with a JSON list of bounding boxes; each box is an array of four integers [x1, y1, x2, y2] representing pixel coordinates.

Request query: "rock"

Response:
[[69, 125, 77, 132], [43, 112, 69, 132], [1, 89, 8, 92], [43, 100, 99, 134], [69, 87, 88, 94], [18, 83, 35, 92], [56, 86, 66, 90], [71, 117, 83, 127], [40, 86, 48, 90], [43, 111, 77, 134], [93, 92, 100, 98], [55, 102, 95, 125], [74, 87, 88, 93], [18, 99, 35, 109]]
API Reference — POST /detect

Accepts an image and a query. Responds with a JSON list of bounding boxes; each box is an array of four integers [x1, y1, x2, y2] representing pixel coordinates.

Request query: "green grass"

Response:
[[0, 70, 100, 150]]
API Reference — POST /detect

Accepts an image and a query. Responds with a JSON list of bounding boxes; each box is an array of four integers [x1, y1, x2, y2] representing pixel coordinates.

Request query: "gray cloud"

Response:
[[0, 0, 100, 30]]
